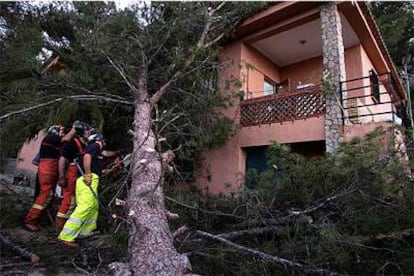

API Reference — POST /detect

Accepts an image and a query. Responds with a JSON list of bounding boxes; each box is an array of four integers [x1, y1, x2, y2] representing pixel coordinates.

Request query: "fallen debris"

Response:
[[0, 233, 40, 264]]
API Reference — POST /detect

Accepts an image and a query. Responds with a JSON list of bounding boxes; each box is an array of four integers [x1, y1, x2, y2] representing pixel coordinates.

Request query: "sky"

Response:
[[27, 0, 136, 11]]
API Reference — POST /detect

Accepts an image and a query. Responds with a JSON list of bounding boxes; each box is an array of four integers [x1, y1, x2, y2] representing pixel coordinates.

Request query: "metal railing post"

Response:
[[339, 80, 345, 126], [389, 72, 395, 123]]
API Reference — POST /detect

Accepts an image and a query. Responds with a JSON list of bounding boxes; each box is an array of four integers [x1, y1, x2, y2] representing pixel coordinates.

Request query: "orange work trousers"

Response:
[[25, 159, 59, 225], [56, 164, 78, 232]]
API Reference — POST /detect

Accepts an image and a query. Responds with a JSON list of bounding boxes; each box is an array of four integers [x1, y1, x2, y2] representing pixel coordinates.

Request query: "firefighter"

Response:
[[55, 121, 92, 233], [31, 152, 40, 200], [23, 124, 75, 232], [58, 132, 117, 248]]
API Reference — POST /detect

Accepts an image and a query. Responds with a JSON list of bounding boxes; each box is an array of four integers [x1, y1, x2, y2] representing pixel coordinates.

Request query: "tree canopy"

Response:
[[370, 1, 414, 69], [0, 2, 262, 177]]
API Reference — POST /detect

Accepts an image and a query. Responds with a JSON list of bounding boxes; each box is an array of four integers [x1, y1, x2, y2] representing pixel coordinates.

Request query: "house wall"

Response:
[[357, 45, 395, 123], [344, 121, 390, 141], [241, 43, 281, 98], [344, 45, 365, 100], [197, 41, 245, 195], [280, 56, 323, 91], [16, 133, 43, 173], [275, 45, 365, 94], [239, 116, 325, 147], [15, 130, 45, 187]]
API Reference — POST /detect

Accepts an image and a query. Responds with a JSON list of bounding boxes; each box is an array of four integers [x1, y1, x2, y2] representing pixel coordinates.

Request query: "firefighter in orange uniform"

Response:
[[23, 124, 75, 232]]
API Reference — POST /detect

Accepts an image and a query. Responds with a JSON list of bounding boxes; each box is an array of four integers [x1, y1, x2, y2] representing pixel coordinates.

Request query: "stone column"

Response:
[[320, 2, 346, 153]]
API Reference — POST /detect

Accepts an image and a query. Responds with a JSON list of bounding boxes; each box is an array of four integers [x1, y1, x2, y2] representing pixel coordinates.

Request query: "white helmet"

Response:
[[88, 133, 105, 144]]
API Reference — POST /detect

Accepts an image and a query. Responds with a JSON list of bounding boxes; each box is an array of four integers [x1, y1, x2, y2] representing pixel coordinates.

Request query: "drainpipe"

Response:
[[403, 38, 414, 142]]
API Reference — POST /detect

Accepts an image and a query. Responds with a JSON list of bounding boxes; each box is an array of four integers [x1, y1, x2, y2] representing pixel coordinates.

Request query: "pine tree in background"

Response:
[[370, 2, 414, 69], [1, 1, 264, 273]]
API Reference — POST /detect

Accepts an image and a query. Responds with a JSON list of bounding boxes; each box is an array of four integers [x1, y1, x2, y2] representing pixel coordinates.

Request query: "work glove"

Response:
[[57, 177, 67, 188], [84, 173, 92, 186]]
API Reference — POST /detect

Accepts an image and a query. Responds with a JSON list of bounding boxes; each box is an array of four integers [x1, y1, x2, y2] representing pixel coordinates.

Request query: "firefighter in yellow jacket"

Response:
[[58, 132, 106, 248]]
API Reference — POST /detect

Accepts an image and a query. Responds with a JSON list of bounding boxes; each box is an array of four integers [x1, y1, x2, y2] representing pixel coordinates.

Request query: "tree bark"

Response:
[[122, 5, 227, 273], [126, 66, 190, 275]]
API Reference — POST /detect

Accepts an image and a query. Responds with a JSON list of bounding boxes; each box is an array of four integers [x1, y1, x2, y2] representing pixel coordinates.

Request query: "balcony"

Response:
[[240, 85, 325, 127], [340, 72, 400, 125]]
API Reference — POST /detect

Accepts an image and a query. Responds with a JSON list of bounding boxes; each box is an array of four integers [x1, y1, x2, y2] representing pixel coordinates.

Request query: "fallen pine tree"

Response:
[[162, 126, 414, 275]]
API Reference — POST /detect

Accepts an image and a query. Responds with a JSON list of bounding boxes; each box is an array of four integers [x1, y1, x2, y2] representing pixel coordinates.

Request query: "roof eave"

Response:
[[340, 2, 406, 105]]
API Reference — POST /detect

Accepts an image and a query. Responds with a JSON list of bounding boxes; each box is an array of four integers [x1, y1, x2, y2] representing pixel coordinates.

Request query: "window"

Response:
[[370, 69, 380, 103], [244, 146, 269, 189], [264, 78, 276, 96]]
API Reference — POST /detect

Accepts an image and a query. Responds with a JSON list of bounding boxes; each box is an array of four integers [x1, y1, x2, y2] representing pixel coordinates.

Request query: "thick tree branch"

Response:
[[217, 226, 289, 240], [149, 2, 226, 106], [196, 230, 338, 275], [203, 33, 225, 49], [231, 215, 313, 230], [197, 2, 225, 49], [40, 82, 129, 101], [173, 225, 189, 240], [149, 71, 181, 105], [165, 196, 244, 220], [288, 188, 357, 216], [0, 233, 40, 264], [0, 95, 133, 122], [375, 228, 414, 241], [231, 190, 356, 230]]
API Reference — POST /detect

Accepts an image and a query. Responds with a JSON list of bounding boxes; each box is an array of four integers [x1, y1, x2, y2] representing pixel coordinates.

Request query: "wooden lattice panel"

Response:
[[240, 89, 325, 127]]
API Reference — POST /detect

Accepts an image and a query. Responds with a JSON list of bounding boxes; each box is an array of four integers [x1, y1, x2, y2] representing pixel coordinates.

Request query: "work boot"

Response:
[[23, 223, 40, 232], [59, 240, 79, 248]]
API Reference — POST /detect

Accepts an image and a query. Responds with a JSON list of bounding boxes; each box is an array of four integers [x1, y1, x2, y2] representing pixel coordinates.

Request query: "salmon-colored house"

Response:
[[197, 2, 408, 194]]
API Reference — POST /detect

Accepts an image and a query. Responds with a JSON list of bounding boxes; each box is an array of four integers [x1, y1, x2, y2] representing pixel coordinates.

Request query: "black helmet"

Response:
[[74, 121, 91, 135], [48, 125, 63, 135]]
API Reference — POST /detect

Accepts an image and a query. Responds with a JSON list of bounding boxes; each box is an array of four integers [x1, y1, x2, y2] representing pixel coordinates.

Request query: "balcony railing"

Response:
[[340, 72, 399, 125], [240, 86, 325, 127]]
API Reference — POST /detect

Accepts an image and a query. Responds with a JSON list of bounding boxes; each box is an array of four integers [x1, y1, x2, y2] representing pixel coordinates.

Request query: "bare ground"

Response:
[[0, 193, 126, 276]]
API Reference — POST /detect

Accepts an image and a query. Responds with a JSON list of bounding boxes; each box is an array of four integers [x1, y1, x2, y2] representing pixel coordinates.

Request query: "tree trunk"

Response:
[[126, 67, 190, 275]]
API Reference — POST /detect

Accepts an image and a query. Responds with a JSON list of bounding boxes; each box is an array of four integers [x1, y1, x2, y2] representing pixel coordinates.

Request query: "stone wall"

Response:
[[320, 2, 346, 153]]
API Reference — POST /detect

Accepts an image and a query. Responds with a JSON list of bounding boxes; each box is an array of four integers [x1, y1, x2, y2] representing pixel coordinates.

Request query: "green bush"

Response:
[[170, 126, 414, 275]]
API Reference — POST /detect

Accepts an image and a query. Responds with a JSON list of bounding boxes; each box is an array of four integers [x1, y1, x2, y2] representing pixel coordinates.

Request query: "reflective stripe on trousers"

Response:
[[58, 173, 99, 242], [25, 159, 59, 225]]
